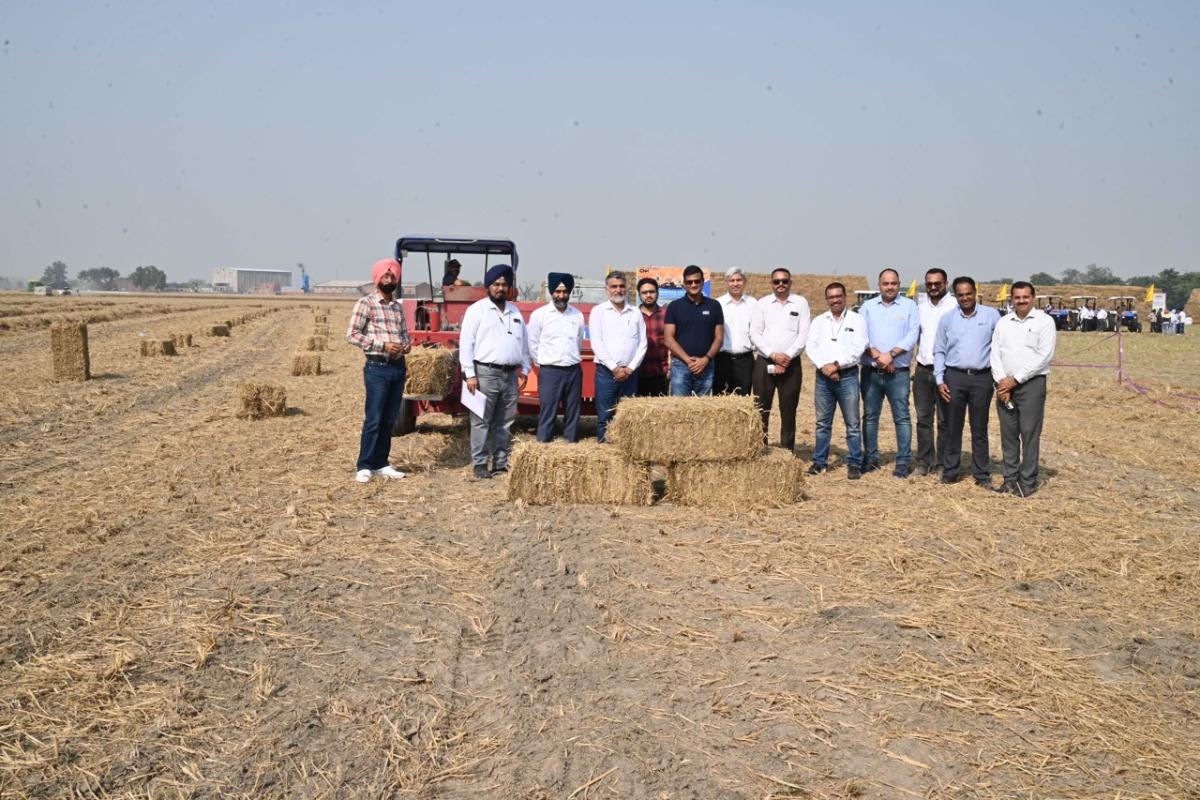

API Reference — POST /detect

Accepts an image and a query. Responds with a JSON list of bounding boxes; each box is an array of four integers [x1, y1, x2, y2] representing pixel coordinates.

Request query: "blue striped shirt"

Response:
[[859, 295, 920, 368], [933, 304, 1001, 384]]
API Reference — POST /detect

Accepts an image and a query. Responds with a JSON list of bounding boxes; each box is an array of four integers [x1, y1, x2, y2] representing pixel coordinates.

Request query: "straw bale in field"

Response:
[[291, 353, 322, 376], [314, 314, 329, 324], [305, 335, 329, 352], [405, 346, 456, 396], [140, 339, 177, 357], [668, 447, 804, 507], [507, 441, 653, 506], [50, 320, 90, 381], [208, 324, 230, 337], [313, 324, 330, 337], [171, 332, 193, 348], [608, 395, 763, 463], [236, 382, 287, 419]]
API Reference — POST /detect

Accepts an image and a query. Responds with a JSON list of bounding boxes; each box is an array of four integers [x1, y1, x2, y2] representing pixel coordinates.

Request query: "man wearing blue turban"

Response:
[[528, 272, 585, 442]]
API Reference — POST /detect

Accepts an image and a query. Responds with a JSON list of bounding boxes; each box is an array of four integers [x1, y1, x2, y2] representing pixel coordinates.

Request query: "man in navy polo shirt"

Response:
[[664, 265, 724, 396]]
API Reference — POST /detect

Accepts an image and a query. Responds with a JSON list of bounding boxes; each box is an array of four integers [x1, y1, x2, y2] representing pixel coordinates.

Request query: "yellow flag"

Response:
[[997, 283, 1009, 302], [906, 279, 918, 298], [1144, 284, 1155, 303]]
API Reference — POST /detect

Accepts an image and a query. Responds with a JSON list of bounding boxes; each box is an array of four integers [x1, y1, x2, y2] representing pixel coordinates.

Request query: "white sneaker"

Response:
[[355, 469, 373, 483], [374, 466, 406, 479]]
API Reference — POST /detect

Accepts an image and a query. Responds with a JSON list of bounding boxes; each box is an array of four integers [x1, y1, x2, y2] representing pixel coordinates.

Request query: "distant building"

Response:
[[212, 268, 293, 293], [313, 279, 373, 295]]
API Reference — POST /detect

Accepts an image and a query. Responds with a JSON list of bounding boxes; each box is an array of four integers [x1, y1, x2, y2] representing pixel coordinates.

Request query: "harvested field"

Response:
[[744, 272, 869, 303], [1, 295, 1198, 798]]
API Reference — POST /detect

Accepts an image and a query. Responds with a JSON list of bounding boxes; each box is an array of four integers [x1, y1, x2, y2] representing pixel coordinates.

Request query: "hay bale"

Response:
[[507, 442, 653, 506], [668, 448, 805, 508], [208, 324, 230, 337], [139, 339, 177, 357], [171, 332, 193, 348], [314, 314, 329, 324], [50, 320, 90, 381], [236, 382, 287, 419], [608, 395, 764, 463], [291, 353, 322, 376], [404, 346, 456, 396], [313, 324, 330, 337], [305, 335, 328, 352]]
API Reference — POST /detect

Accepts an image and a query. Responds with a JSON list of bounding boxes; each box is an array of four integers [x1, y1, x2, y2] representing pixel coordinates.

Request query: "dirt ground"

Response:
[[1, 294, 1198, 799]]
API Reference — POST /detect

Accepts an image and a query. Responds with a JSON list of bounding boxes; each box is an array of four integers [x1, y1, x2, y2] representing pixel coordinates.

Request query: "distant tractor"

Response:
[[852, 289, 880, 311], [393, 236, 600, 435], [1038, 294, 1070, 330], [1110, 296, 1141, 332]]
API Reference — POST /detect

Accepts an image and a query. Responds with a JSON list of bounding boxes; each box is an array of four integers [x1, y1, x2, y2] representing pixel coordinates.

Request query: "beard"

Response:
[[553, 298, 568, 310]]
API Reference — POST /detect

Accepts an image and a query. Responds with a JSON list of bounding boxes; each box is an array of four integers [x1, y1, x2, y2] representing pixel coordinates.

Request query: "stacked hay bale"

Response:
[[313, 323, 330, 337], [236, 382, 287, 419], [305, 335, 328, 352], [507, 395, 804, 507], [609, 395, 804, 508], [404, 346, 456, 397], [171, 332, 193, 348], [140, 339, 177, 357], [507, 442, 653, 505], [208, 324, 230, 337], [292, 353, 321, 376], [50, 320, 91, 381]]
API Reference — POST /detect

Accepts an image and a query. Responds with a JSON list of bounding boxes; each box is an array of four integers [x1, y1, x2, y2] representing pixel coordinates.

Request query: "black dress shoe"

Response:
[[1019, 483, 1038, 497], [862, 462, 881, 475], [892, 466, 910, 479], [473, 465, 492, 480], [912, 464, 930, 477], [993, 481, 1015, 494], [940, 473, 961, 485], [806, 464, 827, 476], [491, 465, 509, 475], [848, 467, 862, 480], [974, 478, 992, 489]]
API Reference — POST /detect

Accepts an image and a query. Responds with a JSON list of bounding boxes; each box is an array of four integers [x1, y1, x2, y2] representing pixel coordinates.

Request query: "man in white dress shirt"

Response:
[[912, 268, 955, 476], [459, 264, 531, 480], [528, 272, 585, 443], [715, 267, 758, 396], [749, 267, 811, 453], [990, 281, 1057, 497], [588, 271, 647, 442], [806, 282, 869, 478]]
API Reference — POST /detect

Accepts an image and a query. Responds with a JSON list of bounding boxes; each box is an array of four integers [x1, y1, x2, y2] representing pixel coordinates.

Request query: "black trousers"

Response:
[[715, 352, 755, 395], [943, 368, 993, 481], [536, 363, 582, 443], [912, 363, 947, 470], [752, 356, 803, 451], [998, 375, 1047, 492], [638, 373, 669, 397]]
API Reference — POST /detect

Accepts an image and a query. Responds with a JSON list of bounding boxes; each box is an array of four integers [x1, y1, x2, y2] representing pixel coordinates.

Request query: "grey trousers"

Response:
[[469, 364, 519, 469], [997, 375, 1047, 492], [912, 362, 947, 470]]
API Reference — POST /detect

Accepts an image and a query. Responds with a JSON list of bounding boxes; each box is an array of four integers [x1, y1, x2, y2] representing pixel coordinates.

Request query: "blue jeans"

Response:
[[595, 364, 638, 442], [812, 370, 862, 469], [861, 366, 912, 468], [356, 360, 407, 471], [670, 358, 715, 397]]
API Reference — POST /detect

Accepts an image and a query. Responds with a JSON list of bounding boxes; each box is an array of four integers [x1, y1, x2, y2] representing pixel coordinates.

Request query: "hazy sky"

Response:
[[2, 1, 1197, 285]]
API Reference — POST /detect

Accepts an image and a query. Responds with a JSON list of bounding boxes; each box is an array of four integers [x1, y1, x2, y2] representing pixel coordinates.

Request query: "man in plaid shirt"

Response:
[[346, 258, 412, 483], [637, 277, 669, 396]]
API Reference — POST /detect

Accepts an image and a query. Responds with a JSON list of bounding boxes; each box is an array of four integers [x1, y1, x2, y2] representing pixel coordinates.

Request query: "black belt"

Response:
[[366, 355, 405, 364], [475, 360, 519, 371], [915, 362, 934, 370], [538, 363, 580, 370], [867, 365, 909, 373], [947, 366, 989, 376], [724, 351, 754, 359]]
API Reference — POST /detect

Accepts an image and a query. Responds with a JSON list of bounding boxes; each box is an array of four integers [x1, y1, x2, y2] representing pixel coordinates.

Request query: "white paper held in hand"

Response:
[[460, 381, 487, 417]]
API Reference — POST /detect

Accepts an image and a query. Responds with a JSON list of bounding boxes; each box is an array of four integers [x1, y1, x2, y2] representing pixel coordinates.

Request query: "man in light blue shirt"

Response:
[[934, 276, 1001, 487], [859, 268, 920, 477]]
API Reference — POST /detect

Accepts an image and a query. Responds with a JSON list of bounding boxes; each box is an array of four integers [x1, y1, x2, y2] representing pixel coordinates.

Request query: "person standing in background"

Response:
[[715, 267, 757, 395]]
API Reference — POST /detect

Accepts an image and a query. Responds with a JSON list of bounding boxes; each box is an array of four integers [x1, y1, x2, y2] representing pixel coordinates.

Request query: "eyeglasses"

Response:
[[772, 279, 790, 285], [683, 278, 703, 286]]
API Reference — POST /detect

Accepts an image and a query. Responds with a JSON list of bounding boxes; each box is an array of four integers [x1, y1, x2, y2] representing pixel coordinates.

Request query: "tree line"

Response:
[[31, 261, 172, 292]]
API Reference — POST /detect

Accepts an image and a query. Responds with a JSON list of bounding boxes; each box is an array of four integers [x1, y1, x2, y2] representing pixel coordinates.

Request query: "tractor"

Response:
[[1109, 296, 1141, 332], [1037, 294, 1070, 330], [852, 289, 880, 311], [392, 236, 601, 435]]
